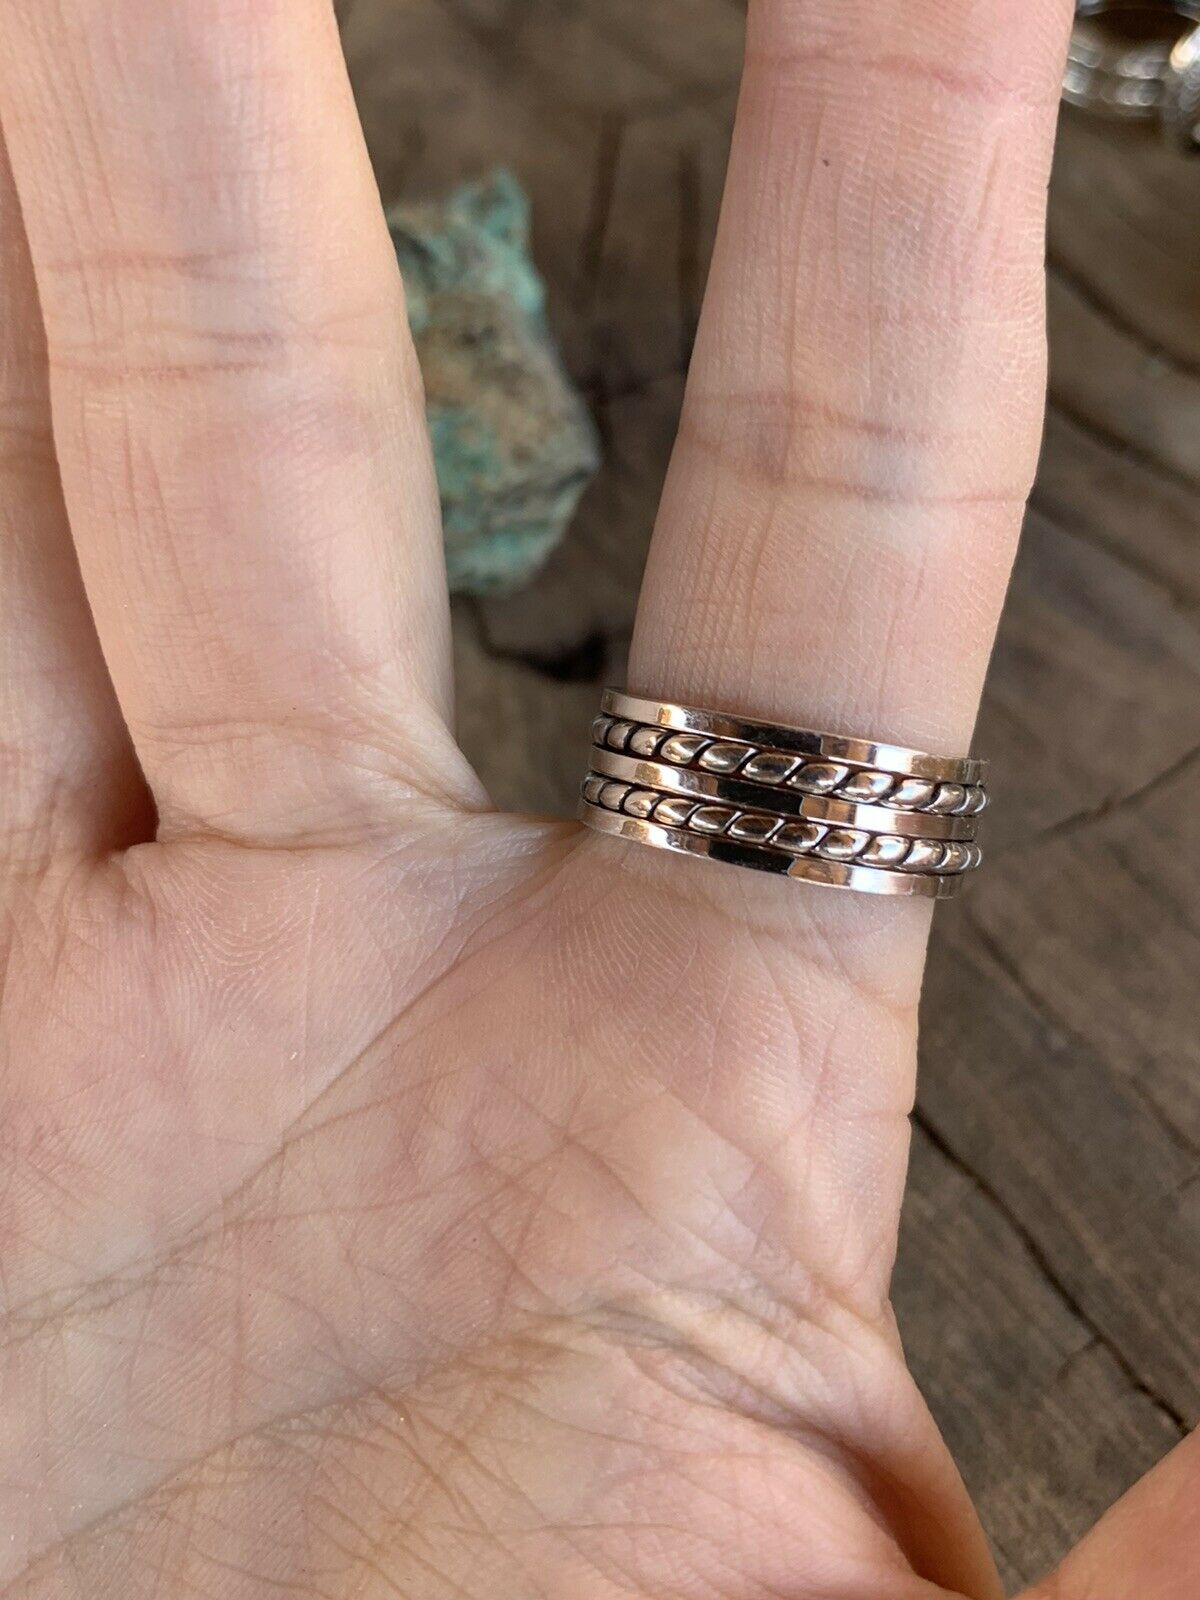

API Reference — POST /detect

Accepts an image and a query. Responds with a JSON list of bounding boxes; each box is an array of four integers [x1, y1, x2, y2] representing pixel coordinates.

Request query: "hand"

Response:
[[0, 2, 1192, 1596]]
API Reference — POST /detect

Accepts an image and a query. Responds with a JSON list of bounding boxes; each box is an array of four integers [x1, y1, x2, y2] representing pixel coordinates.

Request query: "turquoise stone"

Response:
[[389, 171, 601, 594]]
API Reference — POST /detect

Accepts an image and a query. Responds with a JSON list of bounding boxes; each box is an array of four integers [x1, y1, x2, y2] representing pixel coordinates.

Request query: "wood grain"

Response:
[[342, 6, 1200, 1586]]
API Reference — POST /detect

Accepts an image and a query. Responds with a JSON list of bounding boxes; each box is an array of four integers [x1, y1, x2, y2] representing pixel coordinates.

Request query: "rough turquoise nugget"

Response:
[[389, 171, 601, 594]]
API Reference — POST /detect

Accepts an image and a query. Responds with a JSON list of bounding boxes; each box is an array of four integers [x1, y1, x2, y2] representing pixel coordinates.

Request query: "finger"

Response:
[[0, 0, 470, 847], [631, 0, 1073, 776], [0, 134, 147, 873], [1022, 1429, 1200, 1599]]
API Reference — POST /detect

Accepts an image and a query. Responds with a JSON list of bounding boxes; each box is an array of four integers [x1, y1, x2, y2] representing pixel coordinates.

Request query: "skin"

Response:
[[0, 0, 1194, 1595]]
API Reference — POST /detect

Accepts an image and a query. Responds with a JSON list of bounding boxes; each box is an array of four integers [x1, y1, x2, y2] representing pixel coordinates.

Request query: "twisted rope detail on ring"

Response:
[[592, 716, 987, 818], [580, 775, 982, 875]]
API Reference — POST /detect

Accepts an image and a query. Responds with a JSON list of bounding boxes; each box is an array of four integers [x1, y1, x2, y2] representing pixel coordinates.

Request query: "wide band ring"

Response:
[[579, 691, 989, 900]]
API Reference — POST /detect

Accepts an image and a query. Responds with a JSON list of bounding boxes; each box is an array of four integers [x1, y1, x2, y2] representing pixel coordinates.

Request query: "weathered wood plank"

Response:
[[1050, 112, 1200, 370], [1047, 273, 1200, 488], [897, 1125, 1184, 1591]]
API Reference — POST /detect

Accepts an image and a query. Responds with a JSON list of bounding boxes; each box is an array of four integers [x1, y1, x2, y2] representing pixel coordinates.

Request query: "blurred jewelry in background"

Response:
[[1164, 22, 1200, 149], [1066, 0, 1200, 150]]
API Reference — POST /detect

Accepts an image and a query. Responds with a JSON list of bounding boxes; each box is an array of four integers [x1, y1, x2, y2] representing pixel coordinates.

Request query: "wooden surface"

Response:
[[341, 5, 1200, 1590]]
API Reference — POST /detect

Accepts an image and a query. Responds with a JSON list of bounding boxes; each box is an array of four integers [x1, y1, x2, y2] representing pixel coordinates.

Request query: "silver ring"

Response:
[[580, 691, 988, 900], [598, 690, 986, 785], [589, 749, 979, 840]]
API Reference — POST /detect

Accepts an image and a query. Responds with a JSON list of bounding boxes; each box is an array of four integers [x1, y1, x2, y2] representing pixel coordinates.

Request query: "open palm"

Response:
[[0, 2, 1193, 1596]]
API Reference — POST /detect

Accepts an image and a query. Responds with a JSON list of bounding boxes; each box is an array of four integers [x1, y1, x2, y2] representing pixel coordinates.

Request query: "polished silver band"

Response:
[[580, 692, 988, 900]]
